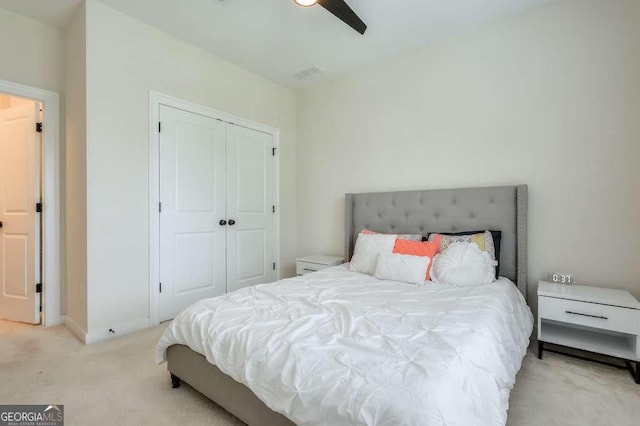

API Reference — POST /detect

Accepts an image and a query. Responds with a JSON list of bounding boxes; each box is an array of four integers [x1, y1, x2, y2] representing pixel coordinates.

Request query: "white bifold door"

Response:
[[0, 105, 41, 324], [159, 105, 276, 321]]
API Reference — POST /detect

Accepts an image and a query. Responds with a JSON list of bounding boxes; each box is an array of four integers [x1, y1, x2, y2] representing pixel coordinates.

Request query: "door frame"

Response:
[[0, 78, 61, 327], [148, 91, 280, 326]]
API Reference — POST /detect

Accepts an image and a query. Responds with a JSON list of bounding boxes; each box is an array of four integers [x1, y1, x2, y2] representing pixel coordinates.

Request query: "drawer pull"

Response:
[[565, 310, 608, 320], [303, 268, 318, 272]]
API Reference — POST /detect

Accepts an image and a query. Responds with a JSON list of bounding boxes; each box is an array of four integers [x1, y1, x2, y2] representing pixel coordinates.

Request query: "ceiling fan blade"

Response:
[[318, 0, 367, 35]]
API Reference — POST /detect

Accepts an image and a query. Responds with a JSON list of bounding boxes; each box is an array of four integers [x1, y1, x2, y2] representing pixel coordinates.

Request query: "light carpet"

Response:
[[0, 323, 638, 425]]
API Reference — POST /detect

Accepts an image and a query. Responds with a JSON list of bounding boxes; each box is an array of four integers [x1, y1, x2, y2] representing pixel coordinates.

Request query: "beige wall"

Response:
[[5, 0, 635, 338], [297, 0, 640, 312], [64, 3, 88, 332], [0, 7, 67, 325], [0, 8, 64, 93], [83, 0, 297, 338]]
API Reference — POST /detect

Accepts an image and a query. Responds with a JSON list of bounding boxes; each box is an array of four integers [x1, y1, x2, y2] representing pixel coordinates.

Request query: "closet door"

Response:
[[159, 105, 227, 321], [226, 124, 276, 293]]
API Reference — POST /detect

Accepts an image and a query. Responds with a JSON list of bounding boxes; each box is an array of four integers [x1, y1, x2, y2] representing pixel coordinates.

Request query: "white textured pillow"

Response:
[[349, 233, 397, 275], [374, 253, 431, 285], [431, 242, 497, 287]]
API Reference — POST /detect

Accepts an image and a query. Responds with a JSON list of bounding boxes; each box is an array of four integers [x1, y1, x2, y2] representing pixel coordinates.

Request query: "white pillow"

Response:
[[349, 233, 397, 275], [374, 252, 431, 285], [431, 242, 497, 287]]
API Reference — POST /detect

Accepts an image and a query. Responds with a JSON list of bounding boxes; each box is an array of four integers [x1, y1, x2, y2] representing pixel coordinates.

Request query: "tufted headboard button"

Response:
[[452, 198, 457, 205]]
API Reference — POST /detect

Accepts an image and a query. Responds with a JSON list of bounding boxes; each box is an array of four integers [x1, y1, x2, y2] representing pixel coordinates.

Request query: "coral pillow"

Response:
[[393, 239, 439, 280]]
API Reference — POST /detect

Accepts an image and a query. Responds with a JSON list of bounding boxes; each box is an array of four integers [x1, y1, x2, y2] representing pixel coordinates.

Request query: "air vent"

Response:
[[293, 66, 323, 80]]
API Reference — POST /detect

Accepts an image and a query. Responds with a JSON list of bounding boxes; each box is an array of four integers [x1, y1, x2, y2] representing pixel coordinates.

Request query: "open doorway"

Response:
[[0, 79, 60, 329], [0, 93, 42, 330]]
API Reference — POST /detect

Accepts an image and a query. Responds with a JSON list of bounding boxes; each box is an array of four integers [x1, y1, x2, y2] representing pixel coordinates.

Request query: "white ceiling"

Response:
[[0, 0, 556, 88]]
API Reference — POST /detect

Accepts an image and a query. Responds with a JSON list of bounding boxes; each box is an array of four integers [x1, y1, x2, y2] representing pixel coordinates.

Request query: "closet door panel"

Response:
[[226, 124, 276, 292], [159, 105, 227, 321]]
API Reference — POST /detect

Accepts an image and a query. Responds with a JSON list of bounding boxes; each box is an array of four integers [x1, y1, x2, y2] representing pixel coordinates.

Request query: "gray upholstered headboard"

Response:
[[345, 185, 528, 299]]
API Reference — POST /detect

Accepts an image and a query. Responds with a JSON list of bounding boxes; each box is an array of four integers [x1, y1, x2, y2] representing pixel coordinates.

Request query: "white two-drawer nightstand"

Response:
[[537, 280, 640, 384], [296, 255, 344, 276]]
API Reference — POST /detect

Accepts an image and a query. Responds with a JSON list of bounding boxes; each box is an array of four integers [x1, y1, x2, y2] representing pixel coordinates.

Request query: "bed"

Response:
[[156, 185, 533, 426]]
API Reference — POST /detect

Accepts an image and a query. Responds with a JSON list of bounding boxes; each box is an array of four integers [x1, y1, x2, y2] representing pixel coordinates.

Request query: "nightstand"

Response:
[[537, 280, 640, 383], [296, 255, 344, 276]]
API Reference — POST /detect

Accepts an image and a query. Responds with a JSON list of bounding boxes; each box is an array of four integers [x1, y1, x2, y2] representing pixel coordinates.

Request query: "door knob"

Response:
[[219, 220, 227, 226], [228, 219, 236, 226]]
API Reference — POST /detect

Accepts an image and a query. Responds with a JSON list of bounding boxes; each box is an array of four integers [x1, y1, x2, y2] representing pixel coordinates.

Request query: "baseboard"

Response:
[[44, 315, 63, 328], [63, 315, 88, 343], [84, 318, 150, 344]]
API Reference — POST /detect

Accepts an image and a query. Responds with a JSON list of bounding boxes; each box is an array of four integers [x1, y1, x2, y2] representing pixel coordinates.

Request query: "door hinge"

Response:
[[272, 147, 276, 156], [159, 202, 162, 213], [36, 122, 43, 133], [273, 262, 276, 271], [159, 282, 162, 293], [36, 283, 42, 293], [36, 202, 42, 213], [158, 122, 161, 132]]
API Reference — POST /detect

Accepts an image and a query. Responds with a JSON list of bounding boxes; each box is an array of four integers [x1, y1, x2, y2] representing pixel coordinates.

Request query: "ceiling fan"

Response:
[[293, 0, 367, 35]]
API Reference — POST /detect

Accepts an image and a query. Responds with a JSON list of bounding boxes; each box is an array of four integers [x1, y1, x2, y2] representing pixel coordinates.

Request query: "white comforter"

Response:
[[156, 265, 533, 426]]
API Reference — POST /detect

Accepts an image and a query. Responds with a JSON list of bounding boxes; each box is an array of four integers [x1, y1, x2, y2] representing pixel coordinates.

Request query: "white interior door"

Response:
[[226, 123, 276, 293], [0, 105, 40, 324], [159, 105, 227, 321]]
